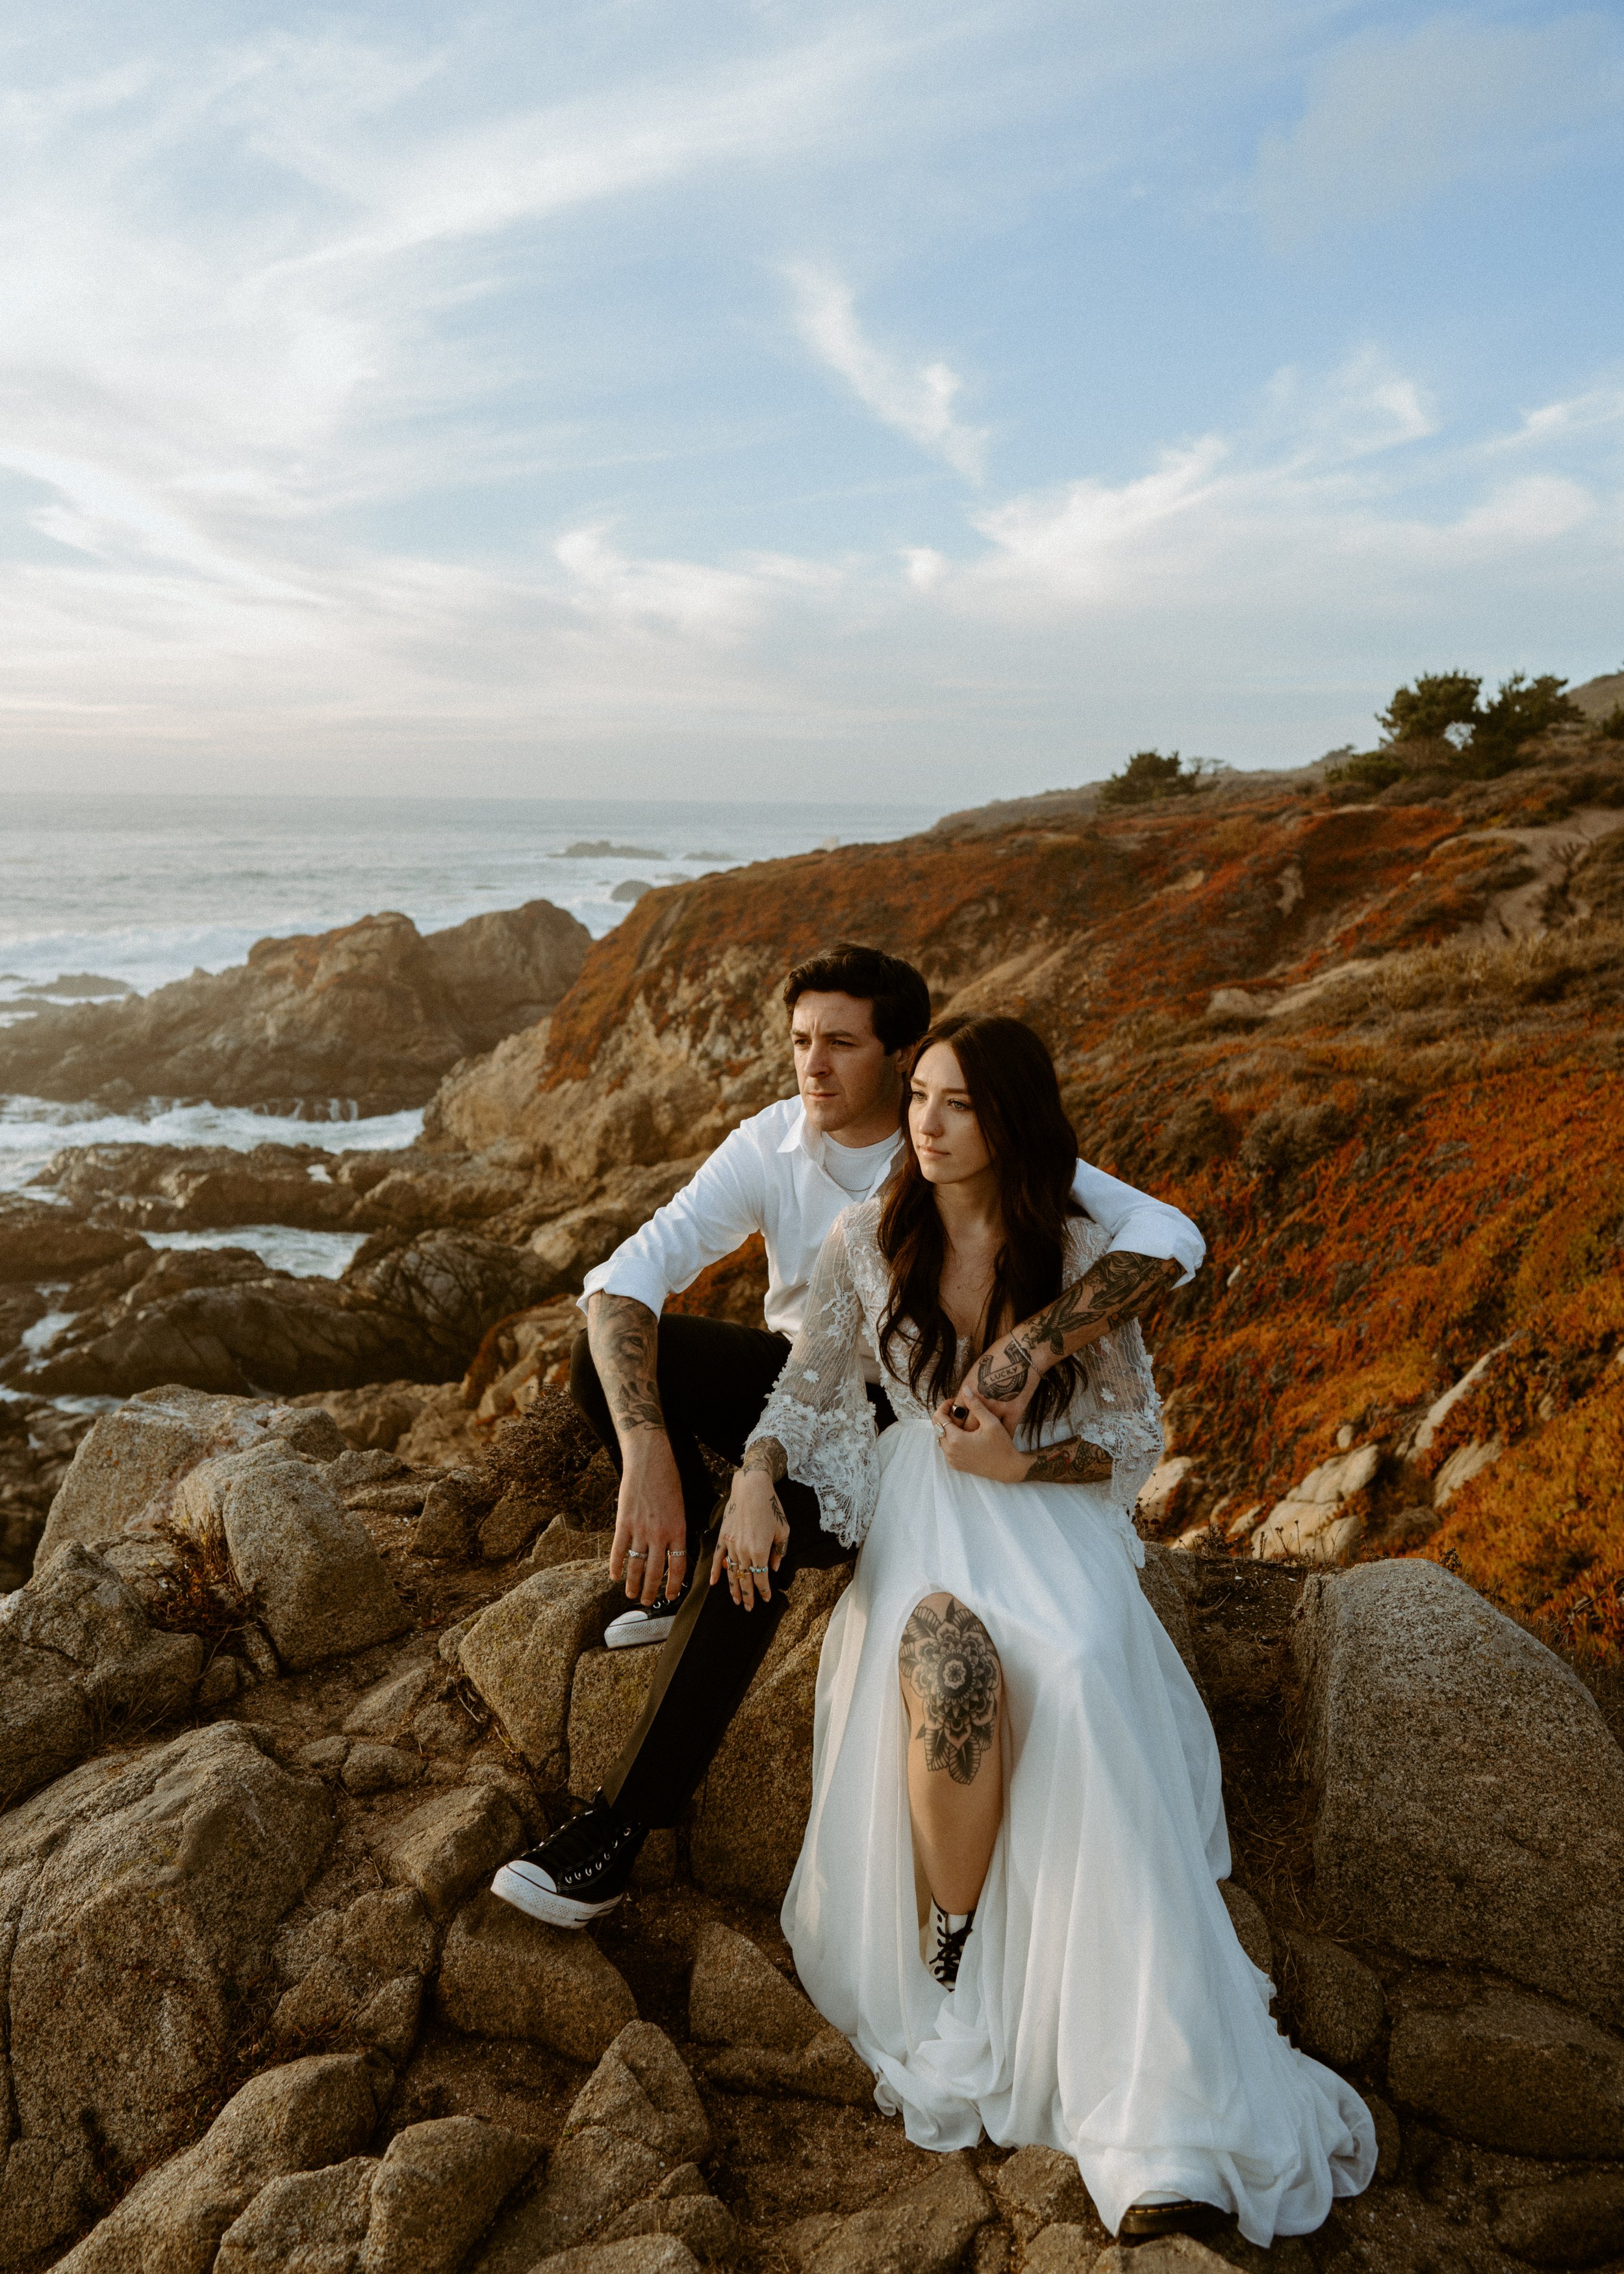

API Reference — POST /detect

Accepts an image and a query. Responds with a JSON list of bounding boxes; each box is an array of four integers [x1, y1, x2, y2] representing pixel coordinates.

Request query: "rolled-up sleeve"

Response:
[[579, 1126, 767, 1318], [1071, 1158, 1206, 1286]]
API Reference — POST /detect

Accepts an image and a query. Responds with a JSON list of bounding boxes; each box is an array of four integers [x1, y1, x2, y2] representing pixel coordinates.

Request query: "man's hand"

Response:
[[587, 1292, 689, 1604], [612, 1436, 689, 1603]]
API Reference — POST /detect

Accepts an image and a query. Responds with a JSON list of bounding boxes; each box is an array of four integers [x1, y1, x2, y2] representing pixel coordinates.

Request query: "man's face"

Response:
[[791, 991, 902, 1139]]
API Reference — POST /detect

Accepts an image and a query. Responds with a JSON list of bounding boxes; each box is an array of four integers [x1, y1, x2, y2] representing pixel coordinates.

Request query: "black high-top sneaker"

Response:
[[490, 1791, 647, 1927], [926, 1902, 975, 1990]]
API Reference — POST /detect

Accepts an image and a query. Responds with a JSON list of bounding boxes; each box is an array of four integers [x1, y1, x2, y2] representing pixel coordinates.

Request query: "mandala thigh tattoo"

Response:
[[899, 1597, 1001, 1786]]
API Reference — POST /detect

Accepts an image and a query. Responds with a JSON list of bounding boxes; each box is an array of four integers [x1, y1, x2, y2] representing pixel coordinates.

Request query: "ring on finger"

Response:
[[625, 1548, 646, 1562]]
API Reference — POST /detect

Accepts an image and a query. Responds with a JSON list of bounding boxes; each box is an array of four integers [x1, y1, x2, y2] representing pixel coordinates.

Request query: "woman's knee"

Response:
[[898, 1594, 1001, 1785]]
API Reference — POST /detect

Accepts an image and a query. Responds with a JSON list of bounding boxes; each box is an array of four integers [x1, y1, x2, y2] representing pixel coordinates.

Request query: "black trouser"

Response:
[[570, 1315, 889, 1826]]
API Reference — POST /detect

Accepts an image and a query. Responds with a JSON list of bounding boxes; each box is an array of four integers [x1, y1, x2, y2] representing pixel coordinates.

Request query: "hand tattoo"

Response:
[[976, 1334, 1032, 1402], [586, 1294, 665, 1437], [1021, 1435, 1113, 1485], [1020, 1251, 1178, 1362], [899, 1599, 1001, 1785]]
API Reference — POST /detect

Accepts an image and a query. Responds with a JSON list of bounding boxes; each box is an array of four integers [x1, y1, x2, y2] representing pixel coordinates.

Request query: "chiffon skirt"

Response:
[[782, 1421, 1377, 2245]]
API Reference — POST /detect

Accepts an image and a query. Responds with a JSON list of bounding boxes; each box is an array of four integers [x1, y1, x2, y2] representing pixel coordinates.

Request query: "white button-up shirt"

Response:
[[580, 1097, 1204, 1349]]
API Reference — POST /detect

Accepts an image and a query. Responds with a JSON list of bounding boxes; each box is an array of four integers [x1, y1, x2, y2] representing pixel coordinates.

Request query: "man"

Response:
[[492, 941, 1204, 1928]]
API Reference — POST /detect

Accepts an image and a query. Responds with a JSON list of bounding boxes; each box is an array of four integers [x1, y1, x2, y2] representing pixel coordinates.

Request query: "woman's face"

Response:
[[908, 1043, 994, 1186]]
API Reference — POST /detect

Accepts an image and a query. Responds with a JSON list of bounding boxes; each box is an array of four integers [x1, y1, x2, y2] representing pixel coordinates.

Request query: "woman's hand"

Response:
[[933, 1390, 1027, 1482], [711, 1465, 791, 1611]]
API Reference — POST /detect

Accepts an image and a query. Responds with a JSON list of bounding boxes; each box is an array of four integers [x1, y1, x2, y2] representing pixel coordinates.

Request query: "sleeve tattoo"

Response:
[[975, 1249, 1178, 1402], [1019, 1435, 1113, 1485], [740, 1438, 788, 1481], [585, 1293, 666, 1438]]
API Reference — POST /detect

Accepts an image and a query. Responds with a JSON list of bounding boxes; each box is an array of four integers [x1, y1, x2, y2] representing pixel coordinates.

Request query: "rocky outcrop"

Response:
[[438, 1891, 637, 2060], [6, 1231, 560, 1400], [171, 1440, 407, 1668], [1293, 1557, 1624, 2024], [36, 1385, 320, 1565], [0, 1196, 146, 1282], [1386, 1983, 1624, 2158], [0, 901, 589, 1115], [39, 1138, 541, 1241], [1250, 1442, 1380, 1565], [0, 1722, 331, 2263], [0, 1542, 203, 1801], [476, 2023, 711, 2274], [52, 2052, 384, 2274], [687, 1926, 872, 2106], [271, 1885, 438, 2063], [451, 1561, 613, 1787], [218, 2114, 538, 2273]]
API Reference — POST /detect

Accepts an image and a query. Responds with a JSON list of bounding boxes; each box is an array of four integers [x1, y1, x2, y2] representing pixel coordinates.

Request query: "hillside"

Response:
[[429, 722, 1624, 1665]]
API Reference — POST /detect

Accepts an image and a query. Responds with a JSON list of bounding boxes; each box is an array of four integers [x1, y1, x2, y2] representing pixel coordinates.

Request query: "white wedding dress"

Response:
[[747, 1198, 1376, 2245]]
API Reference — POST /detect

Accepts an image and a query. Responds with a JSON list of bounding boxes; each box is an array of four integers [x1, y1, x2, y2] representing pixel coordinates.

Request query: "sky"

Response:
[[1, 1, 1621, 804]]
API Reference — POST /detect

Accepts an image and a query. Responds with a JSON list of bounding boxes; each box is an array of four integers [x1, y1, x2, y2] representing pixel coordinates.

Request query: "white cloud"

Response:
[[1489, 387, 1624, 452], [555, 526, 768, 639], [1253, 11, 1624, 241], [783, 262, 986, 479], [933, 354, 1613, 626]]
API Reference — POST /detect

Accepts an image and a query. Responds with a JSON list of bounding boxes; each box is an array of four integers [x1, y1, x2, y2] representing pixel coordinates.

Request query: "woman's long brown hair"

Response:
[[878, 1013, 1085, 1439]]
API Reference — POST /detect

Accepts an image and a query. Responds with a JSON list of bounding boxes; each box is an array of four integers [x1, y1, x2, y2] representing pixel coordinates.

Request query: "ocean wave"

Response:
[[0, 1096, 422, 1197]]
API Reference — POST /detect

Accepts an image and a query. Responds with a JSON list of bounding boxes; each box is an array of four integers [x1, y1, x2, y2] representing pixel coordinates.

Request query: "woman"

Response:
[[715, 1015, 1375, 2246]]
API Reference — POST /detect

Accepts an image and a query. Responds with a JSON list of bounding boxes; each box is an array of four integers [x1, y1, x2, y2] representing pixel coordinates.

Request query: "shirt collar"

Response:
[[779, 1101, 902, 1177]]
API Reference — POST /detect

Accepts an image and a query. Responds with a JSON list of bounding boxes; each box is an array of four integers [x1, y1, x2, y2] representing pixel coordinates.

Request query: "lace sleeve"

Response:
[[746, 1210, 880, 1549]]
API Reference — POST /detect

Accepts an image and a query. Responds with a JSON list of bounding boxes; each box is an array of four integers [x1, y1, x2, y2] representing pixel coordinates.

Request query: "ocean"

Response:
[[0, 793, 939, 1273]]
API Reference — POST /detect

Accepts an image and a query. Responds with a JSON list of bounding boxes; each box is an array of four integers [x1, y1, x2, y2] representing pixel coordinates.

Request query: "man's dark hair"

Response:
[[782, 942, 932, 1055]]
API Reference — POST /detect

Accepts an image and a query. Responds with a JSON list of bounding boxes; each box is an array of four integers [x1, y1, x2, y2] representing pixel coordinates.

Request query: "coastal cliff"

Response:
[[1, 726, 1622, 2272]]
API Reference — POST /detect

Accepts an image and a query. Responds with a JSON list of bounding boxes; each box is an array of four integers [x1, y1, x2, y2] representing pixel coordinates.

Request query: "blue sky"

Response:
[[1, 1, 1621, 802]]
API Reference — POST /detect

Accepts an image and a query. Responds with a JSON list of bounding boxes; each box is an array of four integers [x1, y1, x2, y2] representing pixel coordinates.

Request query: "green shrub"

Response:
[[1466, 672, 1583, 775], [1097, 748, 1207, 810], [1325, 750, 1412, 791], [1597, 703, 1624, 742], [1378, 671, 1481, 744]]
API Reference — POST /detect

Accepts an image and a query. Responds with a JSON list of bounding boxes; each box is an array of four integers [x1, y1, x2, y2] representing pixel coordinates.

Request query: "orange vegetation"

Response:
[[537, 738, 1624, 1655]]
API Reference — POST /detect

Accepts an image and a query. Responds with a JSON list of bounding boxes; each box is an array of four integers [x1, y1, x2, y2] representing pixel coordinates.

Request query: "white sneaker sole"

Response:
[[604, 1610, 679, 1650], [490, 1861, 624, 1928]]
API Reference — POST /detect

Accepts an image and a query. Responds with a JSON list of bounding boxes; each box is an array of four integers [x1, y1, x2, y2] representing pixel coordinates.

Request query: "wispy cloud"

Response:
[[0, 4, 1620, 797], [1488, 386, 1624, 452], [783, 262, 987, 480]]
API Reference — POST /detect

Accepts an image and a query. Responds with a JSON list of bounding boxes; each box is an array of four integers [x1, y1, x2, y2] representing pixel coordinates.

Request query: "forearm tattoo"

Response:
[[1019, 1250, 1178, 1365], [741, 1438, 787, 1483], [586, 1294, 666, 1437], [976, 1333, 1034, 1402], [1021, 1435, 1113, 1485], [899, 1599, 1001, 1785]]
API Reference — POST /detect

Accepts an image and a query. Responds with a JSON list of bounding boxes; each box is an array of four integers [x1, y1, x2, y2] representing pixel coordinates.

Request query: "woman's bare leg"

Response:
[[898, 1592, 1003, 1913]]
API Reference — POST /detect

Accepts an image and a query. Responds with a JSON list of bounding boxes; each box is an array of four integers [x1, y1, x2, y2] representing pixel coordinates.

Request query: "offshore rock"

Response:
[[0, 1194, 146, 1282], [1293, 1559, 1624, 2025], [0, 900, 590, 1115], [8, 1230, 558, 1400]]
